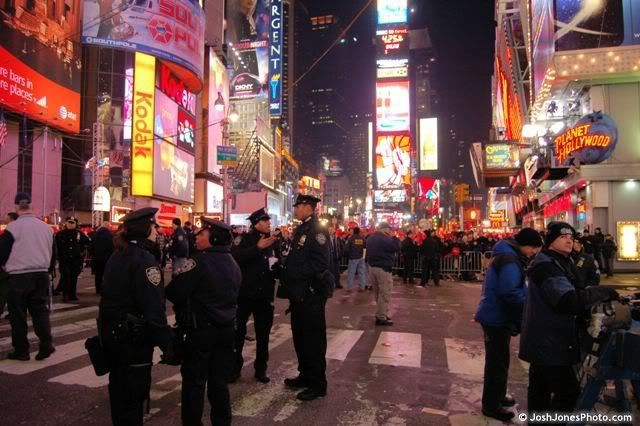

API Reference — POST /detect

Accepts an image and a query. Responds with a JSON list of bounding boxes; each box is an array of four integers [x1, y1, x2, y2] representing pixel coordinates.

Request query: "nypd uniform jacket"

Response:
[[281, 215, 331, 302], [166, 246, 241, 326], [570, 251, 600, 290], [232, 230, 276, 301], [56, 229, 89, 264], [99, 239, 170, 351]]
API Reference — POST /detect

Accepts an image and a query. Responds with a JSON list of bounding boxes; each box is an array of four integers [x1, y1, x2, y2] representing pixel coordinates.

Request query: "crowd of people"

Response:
[[0, 190, 625, 425]]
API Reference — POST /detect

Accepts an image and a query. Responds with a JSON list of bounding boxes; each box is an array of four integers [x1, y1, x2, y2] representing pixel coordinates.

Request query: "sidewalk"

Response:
[[600, 273, 640, 290]]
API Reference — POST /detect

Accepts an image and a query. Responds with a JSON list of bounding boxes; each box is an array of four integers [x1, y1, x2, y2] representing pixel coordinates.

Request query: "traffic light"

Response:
[[461, 184, 470, 202], [454, 184, 470, 204]]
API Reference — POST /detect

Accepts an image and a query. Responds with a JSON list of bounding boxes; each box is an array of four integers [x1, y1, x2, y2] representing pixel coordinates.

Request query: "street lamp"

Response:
[[217, 97, 240, 223]]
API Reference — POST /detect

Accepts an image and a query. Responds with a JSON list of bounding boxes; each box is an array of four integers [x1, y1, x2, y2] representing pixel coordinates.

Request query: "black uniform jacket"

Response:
[[231, 230, 276, 301], [166, 246, 241, 327], [99, 239, 170, 350], [280, 215, 330, 302], [56, 229, 90, 264]]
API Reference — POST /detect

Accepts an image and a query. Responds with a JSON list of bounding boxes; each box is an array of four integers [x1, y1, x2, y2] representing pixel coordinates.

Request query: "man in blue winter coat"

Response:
[[475, 228, 543, 422]]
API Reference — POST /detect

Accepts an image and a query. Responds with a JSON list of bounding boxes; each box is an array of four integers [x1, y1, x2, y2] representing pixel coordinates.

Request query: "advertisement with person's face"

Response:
[[82, 0, 205, 83], [0, 0, 82, 132], [153, 141, 195, 203], [226, 0, 269, 99]]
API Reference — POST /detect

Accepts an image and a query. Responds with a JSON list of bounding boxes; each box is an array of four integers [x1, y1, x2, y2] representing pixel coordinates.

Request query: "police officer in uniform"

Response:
[[570, 237, 600, 289], [520, 222, 618, 414], [55, 217, 89, 301], [99, 207, 171, 426], [166, 218, 241, 426], [230, 208, 278, 383], [280, 194, 333, 401]]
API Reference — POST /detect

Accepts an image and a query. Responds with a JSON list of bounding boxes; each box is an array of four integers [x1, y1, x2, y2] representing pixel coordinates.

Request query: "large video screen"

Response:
[[0, 0, 82, 132], [82, 0, 205, 82], [419, 118, 438, 171], [207, 54, 229, 174], [376, 81, 410, 132], [153, 141, 195, 203], [374, 190, 406, 203], [226, 0, 270, 99], [154, 90, 178, 144], [375, 134, 411, 189]]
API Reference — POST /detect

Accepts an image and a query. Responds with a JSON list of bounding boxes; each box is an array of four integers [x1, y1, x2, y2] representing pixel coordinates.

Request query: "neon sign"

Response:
[[269, 0, 283, 117]]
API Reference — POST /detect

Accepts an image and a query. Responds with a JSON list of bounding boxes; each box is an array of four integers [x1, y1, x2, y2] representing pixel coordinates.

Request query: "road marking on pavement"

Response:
[[368, 332, 422, 368], [0, 306, 98, 332], [326, 329, 364, 361], [0, 339, 86, 375], [52, 303, 78, 310], [444, 338, 484, 376], [0, 319, 96, 352]]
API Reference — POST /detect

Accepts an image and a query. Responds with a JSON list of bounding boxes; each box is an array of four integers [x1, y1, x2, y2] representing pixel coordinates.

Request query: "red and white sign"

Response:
[[158, 64, 197, 115], [0, 46, 80, 133]]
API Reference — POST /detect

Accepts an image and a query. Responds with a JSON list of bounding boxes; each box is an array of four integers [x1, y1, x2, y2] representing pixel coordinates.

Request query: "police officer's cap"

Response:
[[293, 194, 321, 207], [14, 192, 31, 205], [121, 207, 158, 225], [65, 216, 79, 223], [247, 208, 270, 225], [200, 217, 232, 232]]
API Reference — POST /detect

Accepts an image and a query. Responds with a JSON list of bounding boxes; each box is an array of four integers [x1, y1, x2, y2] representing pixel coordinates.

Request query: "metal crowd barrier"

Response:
[[339, 251, 492, 282]]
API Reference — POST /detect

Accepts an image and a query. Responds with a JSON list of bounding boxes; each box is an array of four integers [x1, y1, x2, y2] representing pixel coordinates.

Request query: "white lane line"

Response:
[[49, 348, 164, 388], [368, 331, 422, 368], [0, 319, 96, 352], [326, 329, 364, 361], [0, 306, 98, 332], [0, 339, 86, 375], [444, 338, 484, 377], [52, 303, 78, 310]]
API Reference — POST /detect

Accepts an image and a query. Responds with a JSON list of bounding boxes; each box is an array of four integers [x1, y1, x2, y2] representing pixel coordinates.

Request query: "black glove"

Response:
[[605, 288, 620, 302]]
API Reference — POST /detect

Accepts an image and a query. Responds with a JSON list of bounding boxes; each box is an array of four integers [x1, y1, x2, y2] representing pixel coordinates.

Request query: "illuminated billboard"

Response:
[[208, 53, 229, 174], [321, 157, 344, 177], [375, 134, 411, 189], [154, 90, 178, 144], [377, 0, 407, 25], [376, 81, 410, 132], [531, 0, 554, 98], [269, 0, 283, 116], [554, 0, 640, 51], [131, 53, 156, 197], [177, 109, 196, 155], [226, 0, 270, 99], [419, 118, 438, 171], [374, 190, 406, 203], [82, 0, 206, 84], [153, 141, 195, 203], [485, 144, 520, 169], [376, 59, 409, 79], [0, 2, 81, 133], [206, 181, 224, 213], [376, 27, 409, 58], [260, 148, 275, 189]]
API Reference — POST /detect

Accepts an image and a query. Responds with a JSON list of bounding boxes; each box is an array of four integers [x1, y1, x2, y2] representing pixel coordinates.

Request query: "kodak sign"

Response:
[[131, 53, 156, 197]]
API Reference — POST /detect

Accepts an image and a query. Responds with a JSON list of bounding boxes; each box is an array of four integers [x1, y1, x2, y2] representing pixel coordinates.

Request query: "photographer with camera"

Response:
[[520, 222, 619, 415]]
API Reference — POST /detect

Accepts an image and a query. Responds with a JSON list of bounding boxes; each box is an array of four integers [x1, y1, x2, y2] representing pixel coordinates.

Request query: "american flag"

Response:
[[0, 111, 7, 148]]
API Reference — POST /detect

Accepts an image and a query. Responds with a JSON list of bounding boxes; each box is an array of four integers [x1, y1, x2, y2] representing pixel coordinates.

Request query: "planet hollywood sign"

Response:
[[554, 112, 618, 166]]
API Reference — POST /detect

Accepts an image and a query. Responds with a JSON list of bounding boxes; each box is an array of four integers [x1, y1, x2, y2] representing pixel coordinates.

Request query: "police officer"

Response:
[[420, 229, 443, 287], [280, 194, 332, 401], [570, 238, 600, 289], [519, 222, 618, 414], [230, 208, 278, 383], [99, 207, 171, 426], [55, 216, 89, 301], [166, 218, 241, 426], [169, 218, 189, 276]]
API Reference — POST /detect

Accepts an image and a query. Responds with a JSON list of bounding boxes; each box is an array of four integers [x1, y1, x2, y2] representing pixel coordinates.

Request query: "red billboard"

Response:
[[0, 2, 82, 133]]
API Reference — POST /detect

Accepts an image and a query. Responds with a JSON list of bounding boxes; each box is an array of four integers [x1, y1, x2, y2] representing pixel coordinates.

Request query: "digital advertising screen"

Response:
[[375, 134, 411, 189], [531, 0, 555, 98], [485, 144, 521, 169], [206, 181, 224, 213], [376, 58, 409, 79], [376, 81, 410, 132], [376, 27, 409, 58], [226, 0, 270, 99], [374, 190, 406, 203], [208, 53, 229, 174], [82, 0, 206, 84], [177, 108, 196, 155], [154, 90, 178, 144], [0, 1, 82, 132], [260, 148, 275, 189], [377, 0, 408, 25], [153, 141, 195, 203], [419, 118, 438, 171]]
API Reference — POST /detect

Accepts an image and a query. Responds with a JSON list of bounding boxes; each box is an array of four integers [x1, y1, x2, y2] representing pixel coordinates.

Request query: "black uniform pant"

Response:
[[234, 298, 274, 376], [420, 257, 440, 285], [94, 260, 107, 294], [481, 325, 511, 411], [7, 272, 52, 354], [403, 257, 415, 282], [290, 295, 327, 393], [107, 344, 153, 426], [528, 364, 580, 414], [59, 260, 82, 298], [181, 324, 234, 426]]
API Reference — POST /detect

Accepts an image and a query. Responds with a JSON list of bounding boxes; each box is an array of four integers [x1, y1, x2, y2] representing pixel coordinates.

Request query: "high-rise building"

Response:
[[348, 112, 373, 202]]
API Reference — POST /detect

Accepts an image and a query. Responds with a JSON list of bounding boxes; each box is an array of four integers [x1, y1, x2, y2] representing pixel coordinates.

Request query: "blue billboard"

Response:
[[377, 0, 407, 25], [269, 0, 283, 117]]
